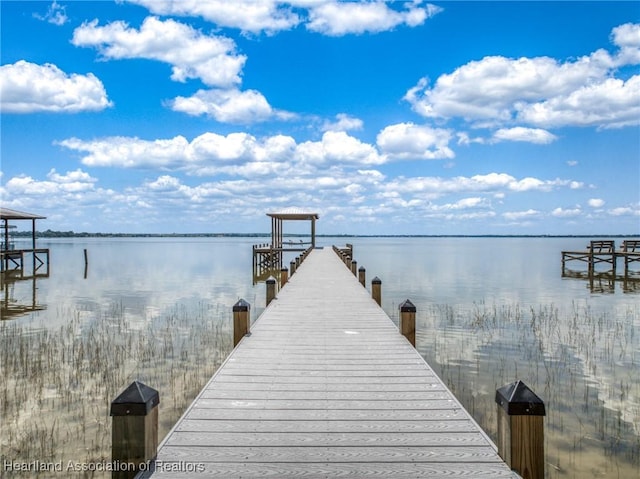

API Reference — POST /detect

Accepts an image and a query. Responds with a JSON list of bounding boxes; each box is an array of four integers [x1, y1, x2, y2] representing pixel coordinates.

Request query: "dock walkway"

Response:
[[145, 247, 517, 478]]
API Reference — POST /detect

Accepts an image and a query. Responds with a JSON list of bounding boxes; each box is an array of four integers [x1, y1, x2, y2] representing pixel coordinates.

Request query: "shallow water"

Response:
[[1, 236, 638, 478]]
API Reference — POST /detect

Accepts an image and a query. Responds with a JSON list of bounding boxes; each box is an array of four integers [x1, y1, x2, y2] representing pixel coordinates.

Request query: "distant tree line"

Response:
[[7, 230, 636, 239]]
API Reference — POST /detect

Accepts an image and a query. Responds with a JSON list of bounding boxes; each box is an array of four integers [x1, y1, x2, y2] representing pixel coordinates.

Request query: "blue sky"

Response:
[[1, 1, 639, 235]]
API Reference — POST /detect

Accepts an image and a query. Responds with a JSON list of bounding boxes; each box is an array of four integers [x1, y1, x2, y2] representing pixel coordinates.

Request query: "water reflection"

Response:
[[1, 255, 49, 320], [1, 237, 638, 478]]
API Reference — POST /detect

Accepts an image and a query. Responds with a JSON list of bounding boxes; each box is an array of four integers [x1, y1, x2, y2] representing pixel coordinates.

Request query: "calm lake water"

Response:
[[1, 236, 638, 478]]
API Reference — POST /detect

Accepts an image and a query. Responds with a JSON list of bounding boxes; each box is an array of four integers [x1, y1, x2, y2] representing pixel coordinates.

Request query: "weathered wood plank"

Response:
[[146, 462, 519, 478], [163, 431, 492, 447], [175, 418, 478, 433], [154, 445, 505, 463]]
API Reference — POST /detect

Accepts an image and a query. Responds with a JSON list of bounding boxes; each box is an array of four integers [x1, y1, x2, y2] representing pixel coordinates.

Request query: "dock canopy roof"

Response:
[[267, 207, 319, 221], [1, 207, 46, 220]]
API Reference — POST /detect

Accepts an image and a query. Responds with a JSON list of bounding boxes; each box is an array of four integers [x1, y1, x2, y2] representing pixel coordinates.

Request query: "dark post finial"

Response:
[[266, 276, 277, 306], [495, 380, 545, 479], [233, 299, 251, 346], [372, 277, 382, 306], [358, 266, 366, 286], [398, 299, 416, 347], [111, 380, 159, 479]]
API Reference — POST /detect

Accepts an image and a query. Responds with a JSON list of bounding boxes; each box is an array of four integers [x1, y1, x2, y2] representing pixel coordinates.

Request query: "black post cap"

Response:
[[110, 380, 159, 416], [372, 277, 381, 284], [266, 276, 276, 284], [495, 380, 546, 416], [399, 299, 416, 313], [358, 266, 365, 272], [233, 299, 250, 312]]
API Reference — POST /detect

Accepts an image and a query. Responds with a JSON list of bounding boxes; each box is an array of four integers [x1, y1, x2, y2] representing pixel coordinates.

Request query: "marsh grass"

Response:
[[0, 300, 233, 477], [417, 301, 639, 478]]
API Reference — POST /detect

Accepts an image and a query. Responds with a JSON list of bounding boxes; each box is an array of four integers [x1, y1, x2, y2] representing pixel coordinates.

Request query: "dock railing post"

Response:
[[266, 276, 276, 306], [351, 260, 357, 276], [495, 380, 546, 479], [358, 266, 366, 286], [233, 299, 251, 347], [280, 267, 288, 286], [290, 259, 296, 276], [398, 299, 416, 347], [110, 380, 159, 479], [372, 277, 381, 306]]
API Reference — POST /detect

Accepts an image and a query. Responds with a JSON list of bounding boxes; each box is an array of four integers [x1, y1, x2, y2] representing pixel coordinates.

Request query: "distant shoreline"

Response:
[[10, 230, 639, 239]]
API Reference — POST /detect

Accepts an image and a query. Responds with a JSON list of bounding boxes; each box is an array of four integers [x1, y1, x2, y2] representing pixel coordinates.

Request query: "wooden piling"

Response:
[[266, 276, 276, 306], [372, 277, 381, 306], [399, 299, 416, 347], [351, 260, 357, 276], [290, 259, 296, 276], [358, 266, 366, 286], [110, 381, 159, 479], [280, 267, 288, 286], [495, 380, 546, 479], [232, 299, 250, 347]]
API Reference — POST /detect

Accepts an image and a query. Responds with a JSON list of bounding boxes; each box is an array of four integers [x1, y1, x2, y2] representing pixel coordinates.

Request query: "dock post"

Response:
[[233, 299, 251, 346], [266, 276, 276, 306], [351, 260, 357, 276], [495, 380, 545, 479], [110, 380, 159, 479], [358, 266, 366, 286], [290, 259, 296, 276], [399, 299, 416, 347], [372, 277, 381, 306], [280, 267, 288, 286]]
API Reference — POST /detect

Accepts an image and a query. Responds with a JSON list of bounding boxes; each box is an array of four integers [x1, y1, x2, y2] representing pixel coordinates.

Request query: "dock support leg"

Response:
[[399, 299, 416, 347], [233, 299, 251, 347], [372, 277, 381, 306], [351, 260, 357, 276], [110, 381, 159, 479], [280, 267, 288, 287], [496, 380, 546, 479], [358, 266, 366, 287]]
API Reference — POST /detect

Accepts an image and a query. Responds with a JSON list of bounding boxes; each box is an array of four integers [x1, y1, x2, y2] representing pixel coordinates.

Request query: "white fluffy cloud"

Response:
[[322, 113, 364, 132], [125, 0, 442, 36], [305, 1, 441, 36], [72, 16, 246, 88], [170, 88, 294, 123], [503, 209, 541, 221], [33, 1, 68, 26], [381, 172, 575, 197], [0, 61, 112, 113], [376, 122, 455, 159], [405, 23, 640, 131], [492, 127, 557, 144], [551, 206, 582, 218], [296, 131, 385, 166], [125, 0, 300, 35]]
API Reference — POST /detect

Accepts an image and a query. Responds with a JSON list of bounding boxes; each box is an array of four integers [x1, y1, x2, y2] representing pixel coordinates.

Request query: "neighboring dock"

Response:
[[141, 247, 518, 478], [561, 239, 640, 293]]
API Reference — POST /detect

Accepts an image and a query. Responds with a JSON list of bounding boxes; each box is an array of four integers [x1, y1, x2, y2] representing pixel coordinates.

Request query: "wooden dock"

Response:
[[143, 247, 518, 478]]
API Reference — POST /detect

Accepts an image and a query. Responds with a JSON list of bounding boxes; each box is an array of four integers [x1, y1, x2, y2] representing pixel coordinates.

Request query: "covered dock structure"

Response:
[[253, 207, 319, 282], [1, 208, 50, 319], [1, 207, 50, 276]]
